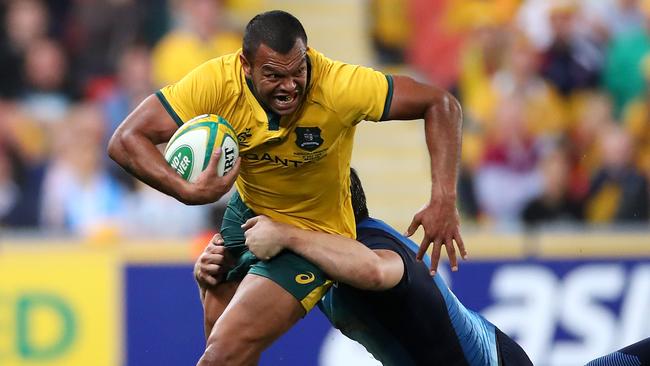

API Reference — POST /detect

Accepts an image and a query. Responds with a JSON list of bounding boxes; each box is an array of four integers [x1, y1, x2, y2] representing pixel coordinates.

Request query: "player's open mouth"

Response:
[[272, 92, 299, 111], [274, 94, 296, 104]]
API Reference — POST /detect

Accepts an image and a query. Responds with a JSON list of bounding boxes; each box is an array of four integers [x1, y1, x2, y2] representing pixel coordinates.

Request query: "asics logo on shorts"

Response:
[[295, 272, 316, 284]]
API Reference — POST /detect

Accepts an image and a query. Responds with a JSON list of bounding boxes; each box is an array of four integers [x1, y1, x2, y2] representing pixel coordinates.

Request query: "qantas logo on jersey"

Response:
[[243, 152, 305, 167], [295, 127, 323, 152]]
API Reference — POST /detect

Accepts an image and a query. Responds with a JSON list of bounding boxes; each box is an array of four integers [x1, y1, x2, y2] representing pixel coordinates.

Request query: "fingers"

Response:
[[197, 271, 218, 286], [445, 238, 458, 272], [210, 233, 224, 246], [203, 263, 222, 273], [201, 253, 225, 266], [456, 234, 468, 260], [416, 235, 429, 261], [430, 239, 442, 276], [206, 147, 222, 173], [404, 216, 420, 237], [241, 216, 259, 231]]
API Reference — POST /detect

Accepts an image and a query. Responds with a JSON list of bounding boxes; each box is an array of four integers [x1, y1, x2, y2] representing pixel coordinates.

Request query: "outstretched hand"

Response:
[[183, 149, 241, 205], [405, 199, 467, 276]]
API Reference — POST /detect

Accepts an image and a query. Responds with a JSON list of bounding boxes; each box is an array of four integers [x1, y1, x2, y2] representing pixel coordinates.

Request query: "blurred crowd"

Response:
[[0, 0, 242, 238], [381, 0, 650, 230], [0, 0, 648, 239]]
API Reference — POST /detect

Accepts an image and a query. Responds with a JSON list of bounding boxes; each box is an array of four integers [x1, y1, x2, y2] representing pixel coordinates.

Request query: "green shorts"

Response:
[[220, 191, 331, 312]]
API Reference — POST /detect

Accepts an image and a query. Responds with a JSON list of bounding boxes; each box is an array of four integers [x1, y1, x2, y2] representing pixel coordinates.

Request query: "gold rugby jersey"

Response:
[[157, 48, 393, 238]]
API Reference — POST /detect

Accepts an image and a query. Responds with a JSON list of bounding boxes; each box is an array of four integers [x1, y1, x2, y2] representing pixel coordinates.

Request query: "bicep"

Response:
[[373, 249, 405, 290], [385, 75, 455, 121], [117, 94, 179, 144]]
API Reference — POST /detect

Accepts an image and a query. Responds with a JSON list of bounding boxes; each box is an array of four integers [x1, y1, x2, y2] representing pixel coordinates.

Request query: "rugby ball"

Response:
[[164, 114, 239, 182]]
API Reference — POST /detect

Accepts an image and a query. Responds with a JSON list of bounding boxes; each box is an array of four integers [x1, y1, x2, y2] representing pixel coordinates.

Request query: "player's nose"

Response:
[[279, 77, 296, 91]]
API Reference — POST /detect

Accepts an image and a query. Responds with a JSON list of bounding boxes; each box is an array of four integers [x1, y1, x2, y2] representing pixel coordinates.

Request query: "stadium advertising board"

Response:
[[2, 239, 647, 366], [0, 249, 121, 366], [448, 259, 650, 366], [124, 259, 650, 366]]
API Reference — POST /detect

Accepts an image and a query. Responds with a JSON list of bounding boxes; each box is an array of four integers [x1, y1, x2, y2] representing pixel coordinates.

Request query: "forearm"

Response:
[[108, 127, 189, 202], [284, 227, 398, 290], [386, 76, 463, 201], [424, 92, 462, 201]]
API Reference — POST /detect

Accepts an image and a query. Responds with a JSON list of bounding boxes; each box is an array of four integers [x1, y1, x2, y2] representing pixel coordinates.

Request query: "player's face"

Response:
[[242, 39, 308, 116]]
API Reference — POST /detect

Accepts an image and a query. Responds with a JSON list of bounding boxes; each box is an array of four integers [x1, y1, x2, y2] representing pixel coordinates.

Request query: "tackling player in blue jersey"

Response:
[[195, 169, 532, 365], [587, 338, 650, 366]]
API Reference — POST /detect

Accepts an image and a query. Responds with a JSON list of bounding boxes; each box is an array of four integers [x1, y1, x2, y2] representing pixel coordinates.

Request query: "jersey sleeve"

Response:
[[325, 61, 393, 126], [156, 59, 224, 126]]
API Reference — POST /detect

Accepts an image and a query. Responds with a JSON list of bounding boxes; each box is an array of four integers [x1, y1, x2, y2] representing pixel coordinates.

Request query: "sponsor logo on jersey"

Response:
[[295, 127, 323, 152], [238, 128, 253, 147], [243, 153, 305, 167], [295, 272, 316, 285]]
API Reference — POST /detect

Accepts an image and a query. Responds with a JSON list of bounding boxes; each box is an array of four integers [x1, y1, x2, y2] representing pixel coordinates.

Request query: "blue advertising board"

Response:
[[125, 260, 650, 366]]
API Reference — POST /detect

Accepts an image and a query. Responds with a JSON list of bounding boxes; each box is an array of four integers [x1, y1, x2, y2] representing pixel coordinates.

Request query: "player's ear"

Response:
[[240, 54, 252, 77]]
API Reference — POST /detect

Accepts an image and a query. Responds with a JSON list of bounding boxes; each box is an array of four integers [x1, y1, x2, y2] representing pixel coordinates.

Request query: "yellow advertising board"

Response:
[[0, 248, 121, 366]]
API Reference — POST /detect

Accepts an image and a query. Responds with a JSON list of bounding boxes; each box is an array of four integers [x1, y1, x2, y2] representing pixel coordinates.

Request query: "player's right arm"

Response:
[[107, 95, 239, 205], [241, 216, 404, 290]]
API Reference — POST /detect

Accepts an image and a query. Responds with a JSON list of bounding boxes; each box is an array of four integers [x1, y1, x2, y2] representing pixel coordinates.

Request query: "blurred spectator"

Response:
[[103, 44, 153, 135], [457, 32, 568, 221], [582, 0, 644, 40], [474, 98, 544, 227], [517, 0, 631, 51], [121, 181, 211, 237], [63, 0, 140, 92], [566, 92, 615, 202], [0, 147, 18, 226], [492, 33, 569, 136], [603, 0, 650, 116], [40, 103, 125, 236], [21, 38, 72, 124], [623, 54, 650, 181], [152, 0, 240, 87], [585, 126, 649, 222], [0, 102, 49, 228], [407, 0, 464, 88], [457, 22, 508, 126], [370, 0, 410, 66], [540, 0, 604, 97], [0, 0, 50, 98], [101, 44, 153, 189], [522, 145, 583, 228]]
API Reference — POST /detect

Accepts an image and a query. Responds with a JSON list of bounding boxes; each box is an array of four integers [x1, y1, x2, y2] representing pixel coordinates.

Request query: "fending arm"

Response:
[[385, 75, 466, 274]]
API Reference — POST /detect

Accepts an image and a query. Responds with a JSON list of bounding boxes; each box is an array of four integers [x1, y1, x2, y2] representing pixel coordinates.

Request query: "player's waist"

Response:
[[250, 205, 355, 238]]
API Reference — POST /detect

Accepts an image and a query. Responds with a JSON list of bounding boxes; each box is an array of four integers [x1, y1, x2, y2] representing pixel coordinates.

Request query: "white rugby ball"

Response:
[[164, 114, 239, 182]]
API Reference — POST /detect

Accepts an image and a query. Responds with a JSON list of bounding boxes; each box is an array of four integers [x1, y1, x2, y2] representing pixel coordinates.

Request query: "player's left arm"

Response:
[[386, 75, 467, 275], [241, 216, 404, 290]]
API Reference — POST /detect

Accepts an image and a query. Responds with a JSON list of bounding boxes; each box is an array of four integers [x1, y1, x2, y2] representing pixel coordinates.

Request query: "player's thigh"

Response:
[[203, 281, 240, 339], [208, 273, 304, 351]]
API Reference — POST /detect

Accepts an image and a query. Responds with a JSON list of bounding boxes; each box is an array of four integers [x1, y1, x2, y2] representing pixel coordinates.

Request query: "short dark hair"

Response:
[[350, 168, 369, 223], [242, 10, 308, 62]]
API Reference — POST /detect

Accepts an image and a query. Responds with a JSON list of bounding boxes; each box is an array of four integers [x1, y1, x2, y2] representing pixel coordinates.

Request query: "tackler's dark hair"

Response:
[[350, 168, 369, 223]]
